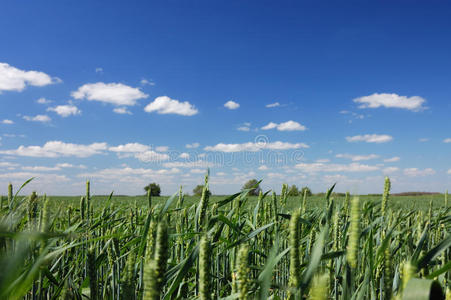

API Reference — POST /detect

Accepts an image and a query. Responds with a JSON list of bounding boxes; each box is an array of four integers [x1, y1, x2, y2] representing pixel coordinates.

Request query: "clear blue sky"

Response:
[[0, 0, 450, 195]]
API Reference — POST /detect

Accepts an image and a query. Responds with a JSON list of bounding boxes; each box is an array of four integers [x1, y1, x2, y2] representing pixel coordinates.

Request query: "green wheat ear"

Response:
[[122, 252, 136, 299], [144, 221, 169, 300], [199, 235, 212, 300], [237, 244, 250, 300], [7, 182, 13, 210], [309, 273, 329, 300], [347, 196, 360, 269], [288, 209, 301, 297], [382, 176, 391, 218]]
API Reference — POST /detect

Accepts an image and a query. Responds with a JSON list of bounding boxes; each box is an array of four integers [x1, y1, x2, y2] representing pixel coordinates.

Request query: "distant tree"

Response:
[[144, 183, 161, 196], [300, 186, 312, 197], [193, 185, 211, 197], [242, 179, 261, 196], [287, 185, 300, 196]]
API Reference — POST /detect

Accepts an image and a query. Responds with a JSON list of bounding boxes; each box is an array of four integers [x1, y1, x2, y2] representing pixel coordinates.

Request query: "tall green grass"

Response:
[[0, 177, 449, 299]]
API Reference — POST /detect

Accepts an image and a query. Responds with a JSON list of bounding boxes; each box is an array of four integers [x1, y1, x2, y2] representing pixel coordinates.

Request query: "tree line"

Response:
[[144, 179, 312, 197]]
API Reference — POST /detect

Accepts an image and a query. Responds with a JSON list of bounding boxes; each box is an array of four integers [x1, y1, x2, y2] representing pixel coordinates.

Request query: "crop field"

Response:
[[0, 177, 450, 299]]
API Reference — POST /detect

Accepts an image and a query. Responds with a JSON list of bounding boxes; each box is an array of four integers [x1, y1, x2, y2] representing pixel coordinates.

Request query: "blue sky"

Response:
[[0, 0, 450, 195]]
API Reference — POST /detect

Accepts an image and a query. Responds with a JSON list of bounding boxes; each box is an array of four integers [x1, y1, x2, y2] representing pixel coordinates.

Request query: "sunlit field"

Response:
[[0, 178, 449, 299]]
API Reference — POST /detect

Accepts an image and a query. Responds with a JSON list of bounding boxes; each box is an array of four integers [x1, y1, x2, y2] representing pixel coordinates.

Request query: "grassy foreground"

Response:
[[0, 177, 450, 299]]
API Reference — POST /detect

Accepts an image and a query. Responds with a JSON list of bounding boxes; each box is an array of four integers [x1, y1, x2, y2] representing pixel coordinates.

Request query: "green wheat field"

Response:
[[0, 177, 450, 299]]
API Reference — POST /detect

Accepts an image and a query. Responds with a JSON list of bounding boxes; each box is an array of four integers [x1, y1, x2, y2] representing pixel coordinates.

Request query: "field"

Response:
[[0, 177, 450, 299]]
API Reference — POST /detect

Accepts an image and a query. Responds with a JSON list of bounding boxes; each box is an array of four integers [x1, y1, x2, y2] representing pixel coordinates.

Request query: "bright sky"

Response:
[[1, 1, 450, 195]]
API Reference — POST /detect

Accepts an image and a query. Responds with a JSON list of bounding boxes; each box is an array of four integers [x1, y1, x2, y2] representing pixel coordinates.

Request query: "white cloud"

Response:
[[336, 153, 379, 161], [237, 126, 250, 132], [354, 93, 426, 111], [95, 67, 103, 73], [0, 62, 60, 93], [162, 161, 216, 168], [403, 168, 436, 177], [144, 96, 198, 116], [444, 138, 451, 143], [204, 141, 309, 152], [37, 97, 52, 104], [237, 122, 251, 132], [72, 82, 148, 106], [109, 143, 150, 153], [266, 102, 280, 108], [1, 119, 13, 124], [258, 165, 269, 171], [383, 167, 399, 174], [155, 146, 169, 152], [448, 169, 451, 175], [134, 150, 170, 162], [22, 166, 61, 172], [186, 142, 200, 149], [190, 169, 205, 174], [179, 152, 190, 159], [384, 156, 400, 162], [47, 104, 81, 117], [224, 100, 240, 110], [295, 162, 380, 173], [113, 107, 132, 115], [0, 162, 18, 169], [316, 159, 330, 163], [0, 141, 107, 158], [140, 79, 155, 86], [261, 120, 306, 131], [419, 138, 429, 142], [23, 114, 51, 123], [261, 122, 278, 130], [346, 134, 393, 143], [0, 172, 69, 182]]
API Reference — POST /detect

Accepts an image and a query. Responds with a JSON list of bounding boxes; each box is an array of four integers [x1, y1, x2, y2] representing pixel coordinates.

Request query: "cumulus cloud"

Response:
[[261, 120, 307, 131], [444, 138, 451, 143], [37, 97, 52, 104], [237, 122, 251, 132], [204, 141, 309, 152], [336, 153, 379, 161], [113, 107, 132, 115], [72, 82, 148, 106], [383, 167, 399, 174], [346, 134, 393, 143], [0, 62, 60, 93], [419, 138, 429, 142], [144, 96, 198, 116], [384, 157, 400, 162], [0, 141, 107, 157], [295, 162, 380, 173], [258, 165, 269, 171], [186, 142, 200, 149], [403, 168, 436, 177], [224, 100, 240, 110], [266, 102, 280, 108], [109, 143, 150, 153], [162, 161, 216, 168], [134, 150, 170, 162], [140, 79, 155, 86], [179, 152, 190, 159], [155, 146, 168, 152], [78, 167, 178, 180], [0, 172, 69, 182], [23, 114, 51, 123], [47, 104, 81, 117], [448, 169, 451, 175], [1, 119, 13, 124], [354, 93, 426, 111]]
